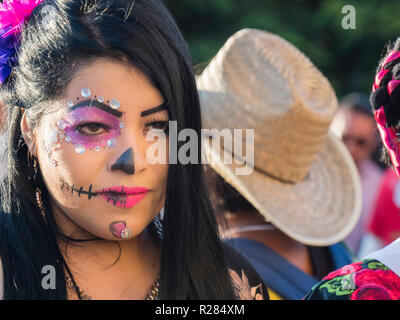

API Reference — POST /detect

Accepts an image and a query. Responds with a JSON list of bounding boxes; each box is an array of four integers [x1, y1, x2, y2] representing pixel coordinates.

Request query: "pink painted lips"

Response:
[[98, 186, 149, 208]]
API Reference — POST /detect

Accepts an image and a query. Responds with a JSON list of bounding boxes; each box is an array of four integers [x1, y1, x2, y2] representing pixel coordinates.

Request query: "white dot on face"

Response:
[[97, 96, 104, 103], [57, 119, 67, 130], [95, 146, 101, 152], [49, 129, 58, 144], [81, 87, 91, 98], [74, 144, 86, 154], [110, 98, 120, 109], [107, 139, 116, 148], [121, 228, 131, 239]]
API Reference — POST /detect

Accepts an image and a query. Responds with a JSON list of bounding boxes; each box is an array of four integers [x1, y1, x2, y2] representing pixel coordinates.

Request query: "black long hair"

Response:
[[0, 0, 235, 299]]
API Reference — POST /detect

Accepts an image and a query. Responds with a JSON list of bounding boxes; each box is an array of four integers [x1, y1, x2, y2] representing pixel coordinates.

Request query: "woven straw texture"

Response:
[[198, 29, 362, 246]]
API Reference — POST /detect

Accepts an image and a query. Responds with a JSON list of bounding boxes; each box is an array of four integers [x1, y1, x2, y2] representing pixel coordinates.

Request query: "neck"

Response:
[[57, 228, 155, 269], [223, 210, 313, 276], [51, 201, 160, 299], [50, 197, 152, 261], [222, 210, 271, 229]]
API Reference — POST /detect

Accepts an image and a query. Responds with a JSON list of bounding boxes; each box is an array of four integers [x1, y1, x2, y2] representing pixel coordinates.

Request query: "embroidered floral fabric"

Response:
[[223, 243, 269, 300], [229, 268, 264, 300], [304, 259, 400, 300]]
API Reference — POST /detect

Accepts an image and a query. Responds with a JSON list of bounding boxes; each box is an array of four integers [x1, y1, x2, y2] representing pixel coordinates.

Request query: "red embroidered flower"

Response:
[[322, 262, 363, 281], [351, 269, 400, 300], [351, 284, 396, 300]]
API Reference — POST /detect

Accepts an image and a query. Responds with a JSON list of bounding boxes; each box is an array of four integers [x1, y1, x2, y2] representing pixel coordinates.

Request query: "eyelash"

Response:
[[76, 122, 111, 136], [145, 118, 169, 133], [75, 118, 169, 136]]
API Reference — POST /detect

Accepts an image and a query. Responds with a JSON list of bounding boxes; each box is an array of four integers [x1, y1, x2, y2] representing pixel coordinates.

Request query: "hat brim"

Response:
[[204, 131, 362, 246]]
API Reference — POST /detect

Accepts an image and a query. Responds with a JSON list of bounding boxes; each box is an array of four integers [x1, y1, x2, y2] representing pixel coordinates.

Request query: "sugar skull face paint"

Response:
[[41, 93, 125, 166], [60, 178, 98, 200], [109, 220, 132, 239], [99, 185, 149, 208], [28, 58, 168, 243], [41, 125, 64, 167], [63, 102, 123, 152]]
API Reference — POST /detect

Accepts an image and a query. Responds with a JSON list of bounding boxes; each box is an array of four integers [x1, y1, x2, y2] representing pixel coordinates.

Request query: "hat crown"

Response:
[[198, 29, 338, 183]]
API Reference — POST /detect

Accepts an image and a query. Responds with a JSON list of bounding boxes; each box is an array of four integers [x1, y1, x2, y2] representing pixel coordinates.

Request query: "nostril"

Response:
[[111, 148, 135, 175]]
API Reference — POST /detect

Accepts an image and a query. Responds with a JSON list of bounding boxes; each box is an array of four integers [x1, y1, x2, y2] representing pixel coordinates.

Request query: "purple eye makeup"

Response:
[[63, 105, 123, 153], [42, 87, 170, 167], [42, 87, 125, 165]]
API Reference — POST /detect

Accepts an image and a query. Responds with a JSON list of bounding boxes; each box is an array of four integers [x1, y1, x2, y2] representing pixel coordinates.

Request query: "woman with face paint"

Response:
[[0, 0, 268, 299], [305, 39, 400, 300]]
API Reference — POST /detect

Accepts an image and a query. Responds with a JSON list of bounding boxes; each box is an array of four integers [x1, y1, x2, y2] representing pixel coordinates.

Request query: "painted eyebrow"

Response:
[[70, 100, 123, 118], [140, 102, 168, 117]]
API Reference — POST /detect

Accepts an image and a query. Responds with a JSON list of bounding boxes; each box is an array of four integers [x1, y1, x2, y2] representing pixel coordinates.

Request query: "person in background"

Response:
[[197, 28, 362, 300], [360, 165, 400, 256], [305, 38, 400, 301], [330, 93, 384, 257]]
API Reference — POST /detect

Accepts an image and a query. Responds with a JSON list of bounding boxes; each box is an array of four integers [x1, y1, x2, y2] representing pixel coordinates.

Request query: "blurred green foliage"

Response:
[[165, 0, 400, 98]]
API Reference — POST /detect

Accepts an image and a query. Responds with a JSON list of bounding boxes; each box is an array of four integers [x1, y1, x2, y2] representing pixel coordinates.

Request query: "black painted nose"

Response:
[[111, 148, 135, 175]]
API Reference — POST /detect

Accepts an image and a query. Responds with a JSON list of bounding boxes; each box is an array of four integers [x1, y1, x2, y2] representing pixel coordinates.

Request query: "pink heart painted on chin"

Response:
[[109, 221, 126, 239]]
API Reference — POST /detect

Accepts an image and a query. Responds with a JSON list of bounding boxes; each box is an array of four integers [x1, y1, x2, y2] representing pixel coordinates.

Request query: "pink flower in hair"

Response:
[[0, 0, 44, 84], [0, 0, 44, 37]]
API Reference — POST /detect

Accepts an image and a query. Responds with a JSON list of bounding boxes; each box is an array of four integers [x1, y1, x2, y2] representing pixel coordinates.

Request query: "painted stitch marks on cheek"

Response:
[[58, 179, 133, 240], [109, 220, 131, 239], [101, 189, 127, 207], [60, 178, 98, 200], [97, 186, 149, 209]]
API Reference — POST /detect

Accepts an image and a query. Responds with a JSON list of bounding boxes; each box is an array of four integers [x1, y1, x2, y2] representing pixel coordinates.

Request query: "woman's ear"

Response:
[[20, 109, 37, 156]]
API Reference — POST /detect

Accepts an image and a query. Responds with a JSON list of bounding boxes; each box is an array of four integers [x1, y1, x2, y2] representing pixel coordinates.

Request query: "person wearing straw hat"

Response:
[[197, 28, 362, 300], [305, 38, 400, 301]]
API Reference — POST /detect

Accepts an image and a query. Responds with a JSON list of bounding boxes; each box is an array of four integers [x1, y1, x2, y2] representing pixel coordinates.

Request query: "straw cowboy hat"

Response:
[[197, 28, 362, 246]]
